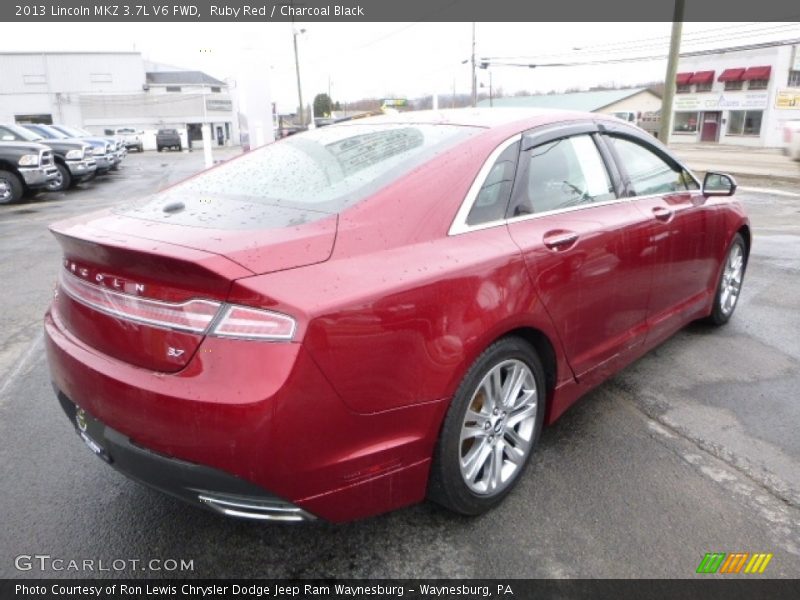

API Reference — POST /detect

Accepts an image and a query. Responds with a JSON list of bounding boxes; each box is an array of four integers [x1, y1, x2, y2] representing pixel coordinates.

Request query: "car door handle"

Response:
[[652, 206, 673, 222], [543, 230, 579, 251]]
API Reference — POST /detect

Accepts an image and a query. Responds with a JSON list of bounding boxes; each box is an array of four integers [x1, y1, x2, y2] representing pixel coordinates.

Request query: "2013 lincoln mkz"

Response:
[[44, 109, 750, 522]]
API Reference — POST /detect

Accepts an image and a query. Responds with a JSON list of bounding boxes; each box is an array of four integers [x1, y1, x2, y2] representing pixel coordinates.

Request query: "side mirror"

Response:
[[702, 172, 737, 197]]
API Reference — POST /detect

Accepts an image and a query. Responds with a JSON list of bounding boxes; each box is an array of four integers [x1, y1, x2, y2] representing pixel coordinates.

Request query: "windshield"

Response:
[[120, 122, 482, 228], [53, 125, 85, 137], [37, 125, 69, 139], [5, 124, 42, 142]]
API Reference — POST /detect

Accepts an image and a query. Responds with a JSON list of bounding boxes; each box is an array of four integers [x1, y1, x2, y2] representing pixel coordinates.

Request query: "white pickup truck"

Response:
[[104, 127, 144, 152], [783, 120, 800, 161]]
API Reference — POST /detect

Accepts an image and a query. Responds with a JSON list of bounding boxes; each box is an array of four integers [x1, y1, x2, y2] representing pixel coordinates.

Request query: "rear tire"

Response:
[[707, 233, 747, 326], [0, 169, 23, 204], [428, 336, 545, 515]]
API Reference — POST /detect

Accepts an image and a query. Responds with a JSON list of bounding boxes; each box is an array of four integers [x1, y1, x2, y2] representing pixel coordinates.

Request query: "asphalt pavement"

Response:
[[1, 149, 799, 579]]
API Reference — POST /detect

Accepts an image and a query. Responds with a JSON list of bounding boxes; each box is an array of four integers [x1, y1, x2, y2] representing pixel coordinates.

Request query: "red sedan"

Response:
[[44, 109, 749, 522]]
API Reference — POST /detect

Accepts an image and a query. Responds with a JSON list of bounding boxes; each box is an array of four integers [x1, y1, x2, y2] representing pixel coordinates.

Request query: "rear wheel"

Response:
[[708, 233, 747, 325], [428, 336, 545, 515], [0, 170, 23, 204]]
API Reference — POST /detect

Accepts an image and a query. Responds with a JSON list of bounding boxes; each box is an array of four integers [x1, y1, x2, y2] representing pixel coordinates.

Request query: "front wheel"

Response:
[[47, 163, 71, 192], [0, 170, 23, 204], [428, 336, 545, 515], [707, 233, 747, 326]]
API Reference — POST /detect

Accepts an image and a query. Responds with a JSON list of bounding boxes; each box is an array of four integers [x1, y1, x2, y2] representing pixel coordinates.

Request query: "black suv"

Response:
[[0, 140, 58, 204], [1, 124, 96, 191]]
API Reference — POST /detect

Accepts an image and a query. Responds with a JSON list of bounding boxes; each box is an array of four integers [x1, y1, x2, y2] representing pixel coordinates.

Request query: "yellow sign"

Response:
[[776, 90, 800, 109]]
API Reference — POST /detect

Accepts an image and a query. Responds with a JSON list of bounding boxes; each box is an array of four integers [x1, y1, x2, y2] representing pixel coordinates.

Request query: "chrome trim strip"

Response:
[[59, 269, 221, 334], [198, 494, 315, 522], [448, 134, 521, 236]]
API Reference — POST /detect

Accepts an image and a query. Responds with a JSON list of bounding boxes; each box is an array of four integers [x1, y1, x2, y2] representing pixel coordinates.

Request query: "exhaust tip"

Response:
[[198, 494, 315, 522]]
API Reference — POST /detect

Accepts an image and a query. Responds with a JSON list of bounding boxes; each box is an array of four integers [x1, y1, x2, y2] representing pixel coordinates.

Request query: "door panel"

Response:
[[506, 133, 654, 380], [601, 133, 722, 338]]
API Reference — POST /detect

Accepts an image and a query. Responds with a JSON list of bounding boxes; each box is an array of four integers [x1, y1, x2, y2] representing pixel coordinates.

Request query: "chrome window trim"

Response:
[[448, 134, 521, 236], [448, 126, 703, 237]]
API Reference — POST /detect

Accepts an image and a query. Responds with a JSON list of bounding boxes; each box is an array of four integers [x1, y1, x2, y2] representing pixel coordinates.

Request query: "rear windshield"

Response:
[[120, 123, 480, 228]]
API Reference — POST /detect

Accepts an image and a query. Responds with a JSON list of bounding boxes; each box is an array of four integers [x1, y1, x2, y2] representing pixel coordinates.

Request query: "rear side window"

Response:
[[510, 135, 616, 216], [606, 136, 697, 195], [466, 141, 519, 225]]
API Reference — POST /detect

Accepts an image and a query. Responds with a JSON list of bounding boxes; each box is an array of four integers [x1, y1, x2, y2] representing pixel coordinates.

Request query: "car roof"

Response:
[[340, 107, 600, 130]]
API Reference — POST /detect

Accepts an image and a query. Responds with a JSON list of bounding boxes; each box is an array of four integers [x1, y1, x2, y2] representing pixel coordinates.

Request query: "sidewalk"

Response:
[[670, 143, 800, 182]]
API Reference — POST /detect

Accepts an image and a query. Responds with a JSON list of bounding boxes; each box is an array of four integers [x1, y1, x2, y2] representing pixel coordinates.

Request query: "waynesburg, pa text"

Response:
[[14, 584, 514, 597]]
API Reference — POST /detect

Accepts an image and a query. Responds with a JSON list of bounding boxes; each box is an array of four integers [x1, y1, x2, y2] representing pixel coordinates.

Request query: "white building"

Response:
[[0, 52, 239, 150], [668, 40, 800, 148]]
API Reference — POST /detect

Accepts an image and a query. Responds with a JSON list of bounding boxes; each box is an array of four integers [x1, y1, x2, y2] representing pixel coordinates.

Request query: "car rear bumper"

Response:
[[19, 165, 58, 188], [44, 308, 445, 522], [56, 392, 316, 522]]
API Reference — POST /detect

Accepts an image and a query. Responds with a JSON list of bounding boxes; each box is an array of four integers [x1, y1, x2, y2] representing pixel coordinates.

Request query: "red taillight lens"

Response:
[[59, 270, 221, 333], [210, 305, 296, 341]]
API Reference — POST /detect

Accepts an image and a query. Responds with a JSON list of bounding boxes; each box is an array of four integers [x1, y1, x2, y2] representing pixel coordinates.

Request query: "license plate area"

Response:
[[73, 405, 113, 464]]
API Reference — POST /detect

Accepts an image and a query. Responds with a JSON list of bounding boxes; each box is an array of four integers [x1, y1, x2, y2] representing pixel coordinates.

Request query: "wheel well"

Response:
[[502, 327, 557, 397], [737, 224, 751, 260], [0, 160, 21, 177]]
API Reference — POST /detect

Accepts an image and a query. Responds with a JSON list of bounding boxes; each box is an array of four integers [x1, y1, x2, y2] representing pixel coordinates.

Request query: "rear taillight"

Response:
[[59, 270, 220, 333], [211, 305, 296, 340], [58, 269, 296, 341]]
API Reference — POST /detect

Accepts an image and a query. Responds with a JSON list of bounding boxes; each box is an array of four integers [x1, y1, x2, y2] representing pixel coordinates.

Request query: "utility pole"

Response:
[[659, 0, 685, 143], [470, 22, 477, 107], [293, 28, 306, 127]]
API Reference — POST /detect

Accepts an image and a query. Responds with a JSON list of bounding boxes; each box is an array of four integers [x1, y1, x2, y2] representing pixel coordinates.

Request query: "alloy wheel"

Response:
[[720, 243, 744, 316], [459, 359, 538, 496]]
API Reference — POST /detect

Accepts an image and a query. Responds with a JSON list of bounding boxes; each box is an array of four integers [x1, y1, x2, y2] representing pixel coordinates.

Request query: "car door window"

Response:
[[466, 141, 520, 225], [606, 136, 697, 195], [510, 135, 616, 216], [0, 126, 20, 141]]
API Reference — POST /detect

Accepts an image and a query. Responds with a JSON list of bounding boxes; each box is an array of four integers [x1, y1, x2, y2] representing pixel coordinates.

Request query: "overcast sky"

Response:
[[2, 22, 798, 111]]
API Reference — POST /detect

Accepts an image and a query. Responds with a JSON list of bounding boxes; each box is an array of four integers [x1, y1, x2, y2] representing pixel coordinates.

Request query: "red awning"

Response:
[[675, 72, 693, 85], [718, 68, 745, 82], [689, 71, 715, 84], [742, 66, 772, 81]]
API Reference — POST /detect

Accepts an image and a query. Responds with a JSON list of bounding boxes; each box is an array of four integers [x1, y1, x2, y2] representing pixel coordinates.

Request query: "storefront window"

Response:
[[787, 70, 800, 87], [724, 80, 743, 91], [673, 112, 698, 133], [748, 79, 769, 90], [676, 84, 692, 94], [696, 82, 712, 92], [727, 111, 763, 136]]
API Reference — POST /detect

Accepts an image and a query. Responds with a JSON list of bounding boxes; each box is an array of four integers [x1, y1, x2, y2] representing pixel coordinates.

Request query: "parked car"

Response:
[[1, 123, 96, 191], [783, 120, 800, 160], [0, 140, 58, 204], [105, 127, 144, 152], [49, 124, 126, 169], [45, 109, 749, 522], [25, 124, 116, 175], [156, 128, 182, 152]]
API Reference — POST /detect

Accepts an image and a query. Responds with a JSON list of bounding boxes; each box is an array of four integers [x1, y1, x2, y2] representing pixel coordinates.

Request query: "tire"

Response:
[[0, 169, 23, 205], [137, 144, 144, 153], [47, 163, 71, 192], [157, 146, 163, 153], [177, 144, 182, 151], [707, 233, 747, 326], [428, 336, 546, 515]]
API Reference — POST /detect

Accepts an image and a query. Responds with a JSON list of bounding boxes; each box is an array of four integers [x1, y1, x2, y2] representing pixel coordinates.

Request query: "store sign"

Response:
[[673, 92, 768, 111], [205, 98, 232, 112], [776, 89, 800, 109]]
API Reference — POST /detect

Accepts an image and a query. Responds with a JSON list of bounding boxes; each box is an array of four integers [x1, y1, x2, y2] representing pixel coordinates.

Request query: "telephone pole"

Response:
[[293, 28, 306, 127], [470, 22, 477, 107], [659, 0, 685, 143]]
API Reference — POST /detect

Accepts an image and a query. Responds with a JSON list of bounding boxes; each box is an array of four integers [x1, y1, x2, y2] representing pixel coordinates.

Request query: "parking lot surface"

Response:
[[1, 150, 799, 578]]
